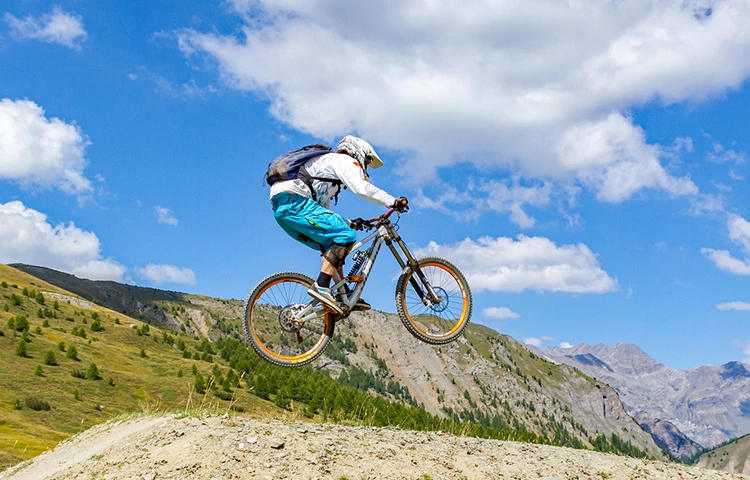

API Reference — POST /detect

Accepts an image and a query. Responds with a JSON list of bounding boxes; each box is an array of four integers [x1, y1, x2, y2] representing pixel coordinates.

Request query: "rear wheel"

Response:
[[395, 257, 472, 344], [243, 272, 335, 367]]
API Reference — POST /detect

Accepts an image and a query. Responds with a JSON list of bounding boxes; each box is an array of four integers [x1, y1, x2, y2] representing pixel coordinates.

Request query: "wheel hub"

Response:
[[278, 304, 306, 333]]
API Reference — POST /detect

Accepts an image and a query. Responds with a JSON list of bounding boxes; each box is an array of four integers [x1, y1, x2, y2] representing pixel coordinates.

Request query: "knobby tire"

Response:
[[243, 271, 335, 367], [395, 256, 472, 344]]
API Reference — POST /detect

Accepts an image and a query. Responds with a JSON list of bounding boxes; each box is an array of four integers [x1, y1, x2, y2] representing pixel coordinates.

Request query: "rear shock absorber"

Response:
[[347, 250, 367, 277]]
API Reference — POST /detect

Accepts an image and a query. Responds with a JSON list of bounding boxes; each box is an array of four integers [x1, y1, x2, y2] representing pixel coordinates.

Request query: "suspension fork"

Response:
[[383, 222, 442, 305]]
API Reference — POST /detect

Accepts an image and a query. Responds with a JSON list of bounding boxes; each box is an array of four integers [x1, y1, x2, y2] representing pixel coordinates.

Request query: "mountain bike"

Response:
[[243, 208, 473, 367]]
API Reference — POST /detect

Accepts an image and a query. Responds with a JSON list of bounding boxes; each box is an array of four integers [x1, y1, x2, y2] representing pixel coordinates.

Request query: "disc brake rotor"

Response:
[[429, 286, 449, 313]]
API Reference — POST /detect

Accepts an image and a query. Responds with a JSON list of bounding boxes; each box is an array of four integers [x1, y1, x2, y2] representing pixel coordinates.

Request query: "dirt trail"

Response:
[[1, 414, 747, 480]]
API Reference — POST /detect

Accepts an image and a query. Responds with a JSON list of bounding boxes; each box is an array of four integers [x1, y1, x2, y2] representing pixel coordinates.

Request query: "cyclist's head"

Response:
[[337, 136, 384, 172]]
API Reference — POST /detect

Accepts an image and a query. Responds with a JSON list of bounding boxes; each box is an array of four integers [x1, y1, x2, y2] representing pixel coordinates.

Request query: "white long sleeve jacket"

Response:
[[269, 153, 396, 208]]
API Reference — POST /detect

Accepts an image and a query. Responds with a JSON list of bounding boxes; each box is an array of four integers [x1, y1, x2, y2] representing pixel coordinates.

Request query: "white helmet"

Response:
[[337, 135, 384, 171]]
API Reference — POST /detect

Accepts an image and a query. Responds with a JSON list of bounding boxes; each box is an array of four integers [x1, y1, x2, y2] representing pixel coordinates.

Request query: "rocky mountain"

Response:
[[541, 343, 750, 456], [10, 263, 666, 459], [695, 434, 750, 475]]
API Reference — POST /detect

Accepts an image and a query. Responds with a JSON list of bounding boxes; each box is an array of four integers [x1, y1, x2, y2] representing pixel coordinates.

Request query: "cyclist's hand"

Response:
[[392, 196, 409, 212], [349, 217, 367, 231]]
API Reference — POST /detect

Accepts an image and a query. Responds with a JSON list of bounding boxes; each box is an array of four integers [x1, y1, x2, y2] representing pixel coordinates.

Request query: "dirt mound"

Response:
[[2, 414, 747, 480]]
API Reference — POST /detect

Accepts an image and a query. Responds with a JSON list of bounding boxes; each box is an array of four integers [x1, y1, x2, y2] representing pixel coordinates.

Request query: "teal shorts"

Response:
[[272, 192, 357, 251]]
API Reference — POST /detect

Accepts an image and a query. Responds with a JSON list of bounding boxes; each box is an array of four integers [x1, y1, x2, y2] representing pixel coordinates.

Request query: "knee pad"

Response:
[[324, 243, 353, 268]]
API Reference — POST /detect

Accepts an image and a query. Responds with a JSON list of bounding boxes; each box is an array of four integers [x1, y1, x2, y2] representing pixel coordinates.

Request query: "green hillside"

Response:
[[0, 264, 274, 468], [694, 434, 750, 474]]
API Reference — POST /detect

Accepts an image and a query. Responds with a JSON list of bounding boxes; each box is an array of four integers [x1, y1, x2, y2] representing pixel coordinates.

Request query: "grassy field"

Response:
[[0, 264, 278, 468]]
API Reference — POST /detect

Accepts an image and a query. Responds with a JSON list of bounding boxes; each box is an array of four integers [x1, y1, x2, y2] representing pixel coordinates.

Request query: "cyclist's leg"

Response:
[[273, 194, 356, 312]]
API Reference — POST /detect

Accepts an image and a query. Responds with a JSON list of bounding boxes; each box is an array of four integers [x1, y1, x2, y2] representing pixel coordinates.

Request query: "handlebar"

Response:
[[352, 207, 405, 231]]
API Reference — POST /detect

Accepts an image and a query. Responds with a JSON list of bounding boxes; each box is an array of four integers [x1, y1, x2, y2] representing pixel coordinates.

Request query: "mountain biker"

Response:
[[270, 135, 408, 314]]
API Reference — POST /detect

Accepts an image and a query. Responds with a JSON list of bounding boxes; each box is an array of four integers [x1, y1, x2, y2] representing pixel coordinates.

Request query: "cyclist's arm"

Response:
[[331, 156, 396, 208]]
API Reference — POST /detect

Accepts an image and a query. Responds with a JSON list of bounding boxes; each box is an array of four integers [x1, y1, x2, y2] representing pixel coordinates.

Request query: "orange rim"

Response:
[[249, 277, 331, 362], [402, 262, 468, 338]]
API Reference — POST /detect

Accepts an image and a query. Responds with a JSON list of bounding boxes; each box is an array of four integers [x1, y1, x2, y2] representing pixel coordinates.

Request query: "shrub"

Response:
[[90, 319, 104, 332], [45, 351, 58, 366], [13, 399, 23, 410], [139, 348, 147, 358], [34, 365, 43, 376], [66, 345, 79, 361], [10, 293, 22, 306], [71, 369, 86, 379], [35, 292, 45, 305], [35, 326, 42, 335], [25, 396, 51, 411], [213, 389, 233, 401], [58, 341, 66, 352], [86, 363, 101, 380], [1, 281, 7, 288], [43, 319, 50, 327], [73, 389, 80, 400]]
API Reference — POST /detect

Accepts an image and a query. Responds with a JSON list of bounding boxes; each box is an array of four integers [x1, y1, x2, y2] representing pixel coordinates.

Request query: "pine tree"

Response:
[[194, 372, 206, 394], [15, 338, 27, 357], [45, 351, 57, 366], [86, 363, 101, 380], [66, 345, 79, 361]]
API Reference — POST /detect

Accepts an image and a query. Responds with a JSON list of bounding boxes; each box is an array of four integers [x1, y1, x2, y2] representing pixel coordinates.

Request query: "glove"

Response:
[[349, 217, 367, 231], [392, 196, 409, 212]]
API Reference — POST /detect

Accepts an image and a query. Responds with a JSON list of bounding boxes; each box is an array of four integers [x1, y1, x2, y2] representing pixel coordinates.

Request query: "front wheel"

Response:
[[395, 256, 472, 344], [243, 272, 335, 367]]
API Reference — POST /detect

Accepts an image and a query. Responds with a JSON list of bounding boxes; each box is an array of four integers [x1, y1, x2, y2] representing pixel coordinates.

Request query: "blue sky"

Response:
[[1, 1, 749, 370]]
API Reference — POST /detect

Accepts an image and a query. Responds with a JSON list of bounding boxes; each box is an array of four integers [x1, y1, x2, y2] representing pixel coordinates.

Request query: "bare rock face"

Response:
[[634, 411, 704, 461], [542, 343, 750, 453]]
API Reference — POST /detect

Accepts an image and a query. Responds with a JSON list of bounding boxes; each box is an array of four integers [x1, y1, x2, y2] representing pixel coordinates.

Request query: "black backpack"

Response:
[[265, 144, 343, 202]]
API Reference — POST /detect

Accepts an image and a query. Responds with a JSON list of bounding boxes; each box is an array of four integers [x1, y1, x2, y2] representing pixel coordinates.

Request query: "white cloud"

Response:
[[728, 214, 750, 253], [559, 342, 574, 349], [0, 98, 92, 195], [134, 264, 196, 285], [717, 301, 750, 311], [0, 201, 126, 281], [483, 306, 520, 320], [703, 213, 750, 275], [156, 206, 179, 226], [524, 337, 542, 348], [415, 235, 617, 293], [707, 143, 746, 164], [416, 178, 552, 227], [5, 7, 86, 49], [175, 0, 749, 206], [701, 248, 750, 275]]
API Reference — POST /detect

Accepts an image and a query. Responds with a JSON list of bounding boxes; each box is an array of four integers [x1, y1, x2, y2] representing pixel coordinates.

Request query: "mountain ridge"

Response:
[[542, 342, 750, 457]]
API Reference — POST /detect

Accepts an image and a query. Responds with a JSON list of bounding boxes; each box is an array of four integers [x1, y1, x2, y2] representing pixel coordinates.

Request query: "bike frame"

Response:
[[294, 209, 442, 323]]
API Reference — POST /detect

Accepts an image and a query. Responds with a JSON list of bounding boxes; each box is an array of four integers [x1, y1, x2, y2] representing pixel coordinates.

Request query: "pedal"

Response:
[[346, 275, 364, 283]]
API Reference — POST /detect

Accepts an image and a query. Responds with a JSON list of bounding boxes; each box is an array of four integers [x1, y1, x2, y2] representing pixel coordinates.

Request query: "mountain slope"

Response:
[[542, 343, 750, 453], [10, 264, 243, 340], [330, 311, 664, 458], [4, 264, 665, 460], [695, 434, 750, 475]]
